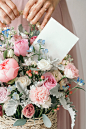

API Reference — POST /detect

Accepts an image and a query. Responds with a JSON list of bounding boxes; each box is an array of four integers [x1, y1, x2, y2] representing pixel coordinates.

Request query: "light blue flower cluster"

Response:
[[76, 77, 85, 86], [37, 39, 45, 45], [2, 29, 10, 37]]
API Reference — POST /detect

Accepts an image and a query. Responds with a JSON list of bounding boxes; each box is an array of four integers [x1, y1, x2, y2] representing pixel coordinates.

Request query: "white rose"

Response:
[[37, 59, 52, 71], [15, 76, 31, 87], [7, 49, 14, 58]]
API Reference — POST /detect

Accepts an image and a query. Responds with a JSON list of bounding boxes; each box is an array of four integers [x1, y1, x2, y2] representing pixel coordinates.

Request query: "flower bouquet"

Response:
[[0, 24, 85, 129]]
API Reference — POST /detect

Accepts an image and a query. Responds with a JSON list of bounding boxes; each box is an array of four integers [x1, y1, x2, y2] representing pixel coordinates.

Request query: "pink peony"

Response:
[[0, 105, 3, 116], [29, 86, 50, 107], [64, 63, 79, 79], [43, 72, 57, 90], [22, 104, 35, 118], [0, 58, 19, 82], [14, 39, 29, 56], [0, 87, 10, 103], [30, 36, 37, 45]]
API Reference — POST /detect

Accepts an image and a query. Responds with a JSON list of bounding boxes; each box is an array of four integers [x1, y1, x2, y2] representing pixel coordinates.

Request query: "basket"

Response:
[[0, 111, 57, 129]]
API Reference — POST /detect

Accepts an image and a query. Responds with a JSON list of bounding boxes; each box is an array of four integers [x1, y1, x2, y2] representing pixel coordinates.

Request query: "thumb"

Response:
[[0, 21, 6, 28]]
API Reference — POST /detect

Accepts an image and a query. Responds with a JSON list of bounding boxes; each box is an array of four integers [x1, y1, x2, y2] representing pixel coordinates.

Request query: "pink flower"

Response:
[[43, 72, 57, 90], [22, 104, 35, 118], [0, 105, 3, 116], [64, 63, 79, 79], [30, 36, 37, 45], [0, 87, 10, 103], [29, 86, 50, 107], [13, 35, 22, 41], [14, 39, 29, 56], [0, 58, 19, 82]]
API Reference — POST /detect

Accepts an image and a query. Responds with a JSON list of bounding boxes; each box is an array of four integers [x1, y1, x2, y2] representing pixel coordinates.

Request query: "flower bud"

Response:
[[7, 49, 14, 58]]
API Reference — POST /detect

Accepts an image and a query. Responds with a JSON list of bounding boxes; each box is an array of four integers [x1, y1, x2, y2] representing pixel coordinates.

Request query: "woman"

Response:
[[0, 0, 84, 129]]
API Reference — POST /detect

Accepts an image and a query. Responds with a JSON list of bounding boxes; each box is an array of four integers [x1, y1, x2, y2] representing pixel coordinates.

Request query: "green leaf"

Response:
[[3, 50, 7, 59], [42, 114, 52, 128], [31, 68, 41, 71], [13, 119, 26, 126], [7, 78, 16, 85], [75, 87, 86, 92]]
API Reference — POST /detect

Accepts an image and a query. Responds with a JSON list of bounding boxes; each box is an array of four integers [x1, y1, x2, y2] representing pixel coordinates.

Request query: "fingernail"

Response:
[[30, 21, 33, 24], [41, 25, 44, 29], [27, 18, 29, 21], [23, 15, 25, 18]]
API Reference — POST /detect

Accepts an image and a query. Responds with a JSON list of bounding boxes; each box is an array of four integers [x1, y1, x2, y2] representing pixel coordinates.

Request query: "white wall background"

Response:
[[66, 0, 86, 128]]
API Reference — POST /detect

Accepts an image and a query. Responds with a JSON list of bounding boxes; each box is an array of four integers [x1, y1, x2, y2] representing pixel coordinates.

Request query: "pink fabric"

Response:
[[0, 0, 85, 128]]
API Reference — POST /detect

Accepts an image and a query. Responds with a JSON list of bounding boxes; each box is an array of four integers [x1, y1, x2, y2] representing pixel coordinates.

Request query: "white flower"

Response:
[[8, 85, 16, 92], [7, 49, 14, 58], [37, 59, 52, 71], [23, 58, 32, 66], [42, 98, 52, 108], [12, 92, 19, 100], [31, 61, 37, 67], [15, 76, 31, 87]]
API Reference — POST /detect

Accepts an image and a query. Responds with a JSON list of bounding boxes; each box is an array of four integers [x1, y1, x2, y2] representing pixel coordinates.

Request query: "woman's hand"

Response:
[[0, 0, 19, 27], [23, 0, 60, 29]]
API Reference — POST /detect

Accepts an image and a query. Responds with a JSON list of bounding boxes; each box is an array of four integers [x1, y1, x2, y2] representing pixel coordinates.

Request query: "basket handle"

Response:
[[3, 10, 42, 32]]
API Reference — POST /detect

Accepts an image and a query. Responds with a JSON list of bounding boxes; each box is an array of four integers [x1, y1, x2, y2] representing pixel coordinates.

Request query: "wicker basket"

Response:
[[0, 111, 57, 129]]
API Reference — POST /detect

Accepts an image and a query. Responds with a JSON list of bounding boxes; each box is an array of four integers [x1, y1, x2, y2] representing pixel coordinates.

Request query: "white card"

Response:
[[34, 17, 79, 62]]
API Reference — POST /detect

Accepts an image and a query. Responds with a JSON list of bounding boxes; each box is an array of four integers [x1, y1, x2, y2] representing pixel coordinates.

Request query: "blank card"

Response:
[[33, 17, 79, 62]]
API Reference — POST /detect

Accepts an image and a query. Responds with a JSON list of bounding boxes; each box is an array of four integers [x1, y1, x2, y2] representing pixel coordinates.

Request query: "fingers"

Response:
[[0, 8, 11, 24], [29, 1, 51, 24], [41, 6, 54, 29], [0, 21, 6, 28], [27, 0, 48, 22], [1, 1, 15, 20], [23, 0, 37, 18], [0, 0, 19, 24], [6, 0, 19, 17]]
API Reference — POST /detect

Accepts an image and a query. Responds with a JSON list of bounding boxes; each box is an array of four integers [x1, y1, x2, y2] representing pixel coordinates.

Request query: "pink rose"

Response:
[[29, 86, 50, 107], [14, 39, 29, 56], [0, 58, 19, 82], [30, 36, 37, 45], [43, 72, 57, 90], [0, 105, 3, 116], [64, 63, 79, 79], [0, 87, 10, 103], [22, 104, 35, 118]]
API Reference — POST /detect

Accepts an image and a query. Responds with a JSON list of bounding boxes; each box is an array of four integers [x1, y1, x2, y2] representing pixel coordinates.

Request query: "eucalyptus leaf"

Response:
[[50, 84, 63, 98], [42, 114, 52, 128], [59, 96, 76, 129], [31, 68, 41, 71], [16, 82, 28, 97], [13, 119, 26, 126], [5, 99, 18, 116], [18, 24, 25, 33], [7, 78, 16, 85]]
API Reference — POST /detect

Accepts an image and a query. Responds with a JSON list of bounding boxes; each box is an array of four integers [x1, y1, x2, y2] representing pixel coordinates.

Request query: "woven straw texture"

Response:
[[0, 111, 57, 129]]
